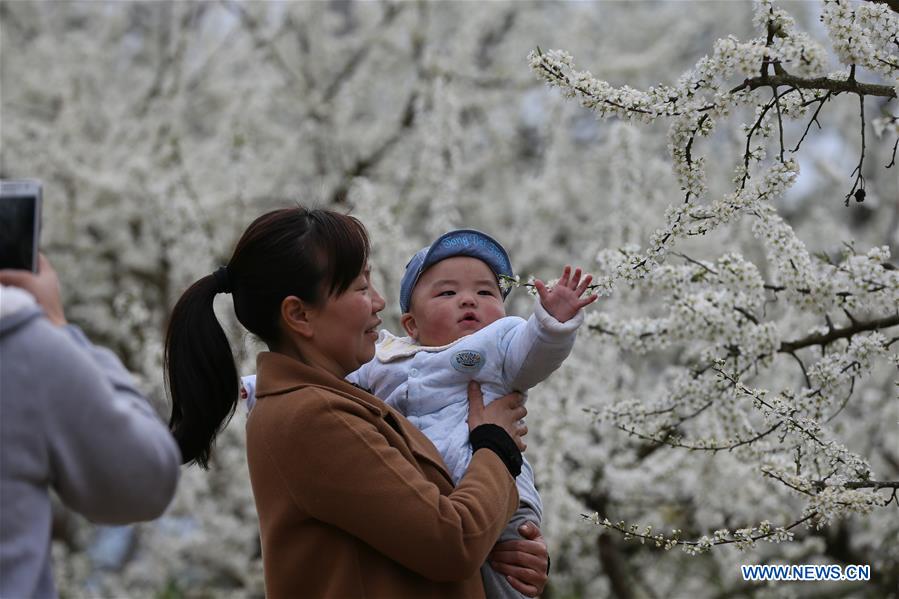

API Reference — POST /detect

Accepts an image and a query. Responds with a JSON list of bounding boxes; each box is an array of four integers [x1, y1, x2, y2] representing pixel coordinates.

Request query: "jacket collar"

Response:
[[375, 329, 463, 363], [255, 351, 455, 486], [255, 352, 387, 416]]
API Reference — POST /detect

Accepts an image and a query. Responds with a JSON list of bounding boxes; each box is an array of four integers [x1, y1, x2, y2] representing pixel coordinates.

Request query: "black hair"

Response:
[[164, 207, 369, 468]]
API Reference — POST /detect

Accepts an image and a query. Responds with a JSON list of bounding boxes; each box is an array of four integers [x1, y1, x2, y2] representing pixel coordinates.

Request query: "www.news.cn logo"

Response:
[[742, 564, 870, 582]]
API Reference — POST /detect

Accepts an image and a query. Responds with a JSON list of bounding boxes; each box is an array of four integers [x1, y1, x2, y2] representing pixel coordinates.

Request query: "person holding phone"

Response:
[[0, 255, 181, 598]]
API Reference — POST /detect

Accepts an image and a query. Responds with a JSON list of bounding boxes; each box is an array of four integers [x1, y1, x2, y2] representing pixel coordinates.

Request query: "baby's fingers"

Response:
[[567, 267, 583, 290], [575, 273, 593, 296], [534, 279, 549, 303], [577, 293, 599, 309], [557, 265, 571, 288]]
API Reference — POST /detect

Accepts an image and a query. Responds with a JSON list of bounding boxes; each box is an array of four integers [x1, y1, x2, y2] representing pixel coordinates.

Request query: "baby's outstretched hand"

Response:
[[534, 265, 597, 323]]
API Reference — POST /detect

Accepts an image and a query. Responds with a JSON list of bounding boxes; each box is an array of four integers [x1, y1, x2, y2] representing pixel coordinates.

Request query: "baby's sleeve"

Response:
[[241, 375, 257, 412], [345, 360, 370, 391], [500, 298, 584, 391]]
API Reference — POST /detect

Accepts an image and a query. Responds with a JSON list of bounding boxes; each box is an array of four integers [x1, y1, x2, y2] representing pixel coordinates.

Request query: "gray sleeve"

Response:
[[40, 323, 180, 524]]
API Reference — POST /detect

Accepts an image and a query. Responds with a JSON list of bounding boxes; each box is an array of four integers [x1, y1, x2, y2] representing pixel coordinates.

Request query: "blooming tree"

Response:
[[524, 0, 898, 595], [1, 0, 896, 597]]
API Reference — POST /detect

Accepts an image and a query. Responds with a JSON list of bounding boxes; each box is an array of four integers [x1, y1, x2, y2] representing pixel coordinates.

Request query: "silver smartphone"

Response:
[[0, 179, 43, 272]]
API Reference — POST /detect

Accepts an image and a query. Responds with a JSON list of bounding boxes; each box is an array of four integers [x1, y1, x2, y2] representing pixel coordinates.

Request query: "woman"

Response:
[[165, 207, 548, 598]]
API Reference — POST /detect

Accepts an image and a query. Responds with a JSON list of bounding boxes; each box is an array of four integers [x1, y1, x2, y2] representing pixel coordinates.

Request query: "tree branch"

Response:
[[582, 512, 819, 551], [730, 74, 897, 99], [779, 314, 899, 353], [823, 480, 899, 490], [329, 89, 418, 205]]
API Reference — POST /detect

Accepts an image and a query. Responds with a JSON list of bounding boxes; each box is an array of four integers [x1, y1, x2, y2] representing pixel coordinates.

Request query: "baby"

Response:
[[243, 229, 595, 598]]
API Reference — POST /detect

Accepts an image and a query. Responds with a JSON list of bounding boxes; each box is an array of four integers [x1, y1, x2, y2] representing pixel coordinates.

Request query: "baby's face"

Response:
[[402, 256, 506, 347]]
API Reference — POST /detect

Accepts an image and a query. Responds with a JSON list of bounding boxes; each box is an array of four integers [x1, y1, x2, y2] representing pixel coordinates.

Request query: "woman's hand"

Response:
[[467, 381, 527, 451], [488, 521, 549, 597]]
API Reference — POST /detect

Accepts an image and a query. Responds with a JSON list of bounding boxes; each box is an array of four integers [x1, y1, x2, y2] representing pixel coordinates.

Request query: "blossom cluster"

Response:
[[808, 333, 889, 400], [754, 209, 899, 314], [530, 0, 896, 304], [760, 466, 887, 526], [584, 513, 795, 555], [822, 0, 899, 77], [527, 48, 665, 125]]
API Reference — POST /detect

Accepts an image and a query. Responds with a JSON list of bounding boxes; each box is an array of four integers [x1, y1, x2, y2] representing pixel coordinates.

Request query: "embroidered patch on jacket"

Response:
[[451, 349, 485, 374]]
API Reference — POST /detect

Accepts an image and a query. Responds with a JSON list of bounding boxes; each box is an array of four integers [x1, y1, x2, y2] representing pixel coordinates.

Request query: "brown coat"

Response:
[[246, 352, 519, 599]]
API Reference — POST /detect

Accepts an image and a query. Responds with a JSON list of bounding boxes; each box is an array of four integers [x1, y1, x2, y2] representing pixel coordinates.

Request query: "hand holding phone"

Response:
[[0, 253, 67, 326], [0, 179, 42, 272]]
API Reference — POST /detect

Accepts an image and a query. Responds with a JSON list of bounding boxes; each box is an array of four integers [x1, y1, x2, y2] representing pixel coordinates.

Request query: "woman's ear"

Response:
[[281, 296, 315, 338], [400, 312, 419, 340]]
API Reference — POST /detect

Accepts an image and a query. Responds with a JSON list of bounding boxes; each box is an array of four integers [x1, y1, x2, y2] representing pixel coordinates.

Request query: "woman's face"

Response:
[[306, 265, 385, 377]]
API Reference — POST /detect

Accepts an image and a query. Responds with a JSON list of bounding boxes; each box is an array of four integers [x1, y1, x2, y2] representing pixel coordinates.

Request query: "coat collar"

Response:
[[374, 329, 463, 363], [255, 351, 388, 415], [255, 351, 455, 486]]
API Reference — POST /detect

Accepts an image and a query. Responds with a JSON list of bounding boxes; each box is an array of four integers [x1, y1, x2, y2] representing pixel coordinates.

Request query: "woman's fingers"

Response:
[[506, 578, 539, 598], [480, 391, 527, 448], [491, 539, 546, 566], [466, 381, 485, 431], [488, 525, 549, 597], [490, 547, 544, 572], [488, 557, 544, 596], [503, 397, 527, 450], [490, 565, 539, 597], [488, 546, 545, 592]]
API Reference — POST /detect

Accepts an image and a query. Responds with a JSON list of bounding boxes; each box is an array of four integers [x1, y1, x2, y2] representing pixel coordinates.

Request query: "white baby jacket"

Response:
[[347, 300, 583, 518]]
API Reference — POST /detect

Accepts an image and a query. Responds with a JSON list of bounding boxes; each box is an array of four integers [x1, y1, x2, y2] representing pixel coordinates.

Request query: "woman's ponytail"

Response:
[[164, 272, 238, 469], [163, 206, 370, 469]]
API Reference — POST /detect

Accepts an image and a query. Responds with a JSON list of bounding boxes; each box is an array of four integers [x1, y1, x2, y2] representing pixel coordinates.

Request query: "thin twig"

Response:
[[887, 135, 898, 169], [824, 376, 855, 424], [733, 306, 760, 325], [785, 351, 812, 388], [792, 92, 831, 152], [773, 86, 787, 162], [740, 95, 783, 189], [617, 423, 783, 452], [845, 92, 867, 206], [673, 252, 719, 275]]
